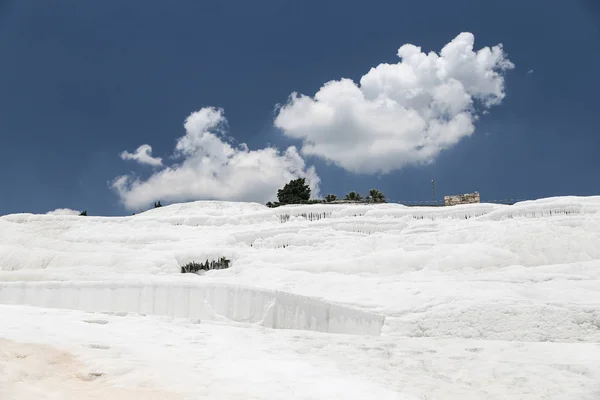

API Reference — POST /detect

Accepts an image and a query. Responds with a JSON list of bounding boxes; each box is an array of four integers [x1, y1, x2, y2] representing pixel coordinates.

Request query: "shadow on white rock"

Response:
[[0, 281, 384, 336]]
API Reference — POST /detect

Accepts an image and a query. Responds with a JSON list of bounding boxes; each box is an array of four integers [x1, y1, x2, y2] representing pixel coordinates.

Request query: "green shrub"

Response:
[[344, 191, 363, 201]]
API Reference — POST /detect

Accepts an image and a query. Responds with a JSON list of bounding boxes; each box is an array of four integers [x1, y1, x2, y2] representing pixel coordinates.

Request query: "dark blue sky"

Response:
[[1, 0, 599, 215]]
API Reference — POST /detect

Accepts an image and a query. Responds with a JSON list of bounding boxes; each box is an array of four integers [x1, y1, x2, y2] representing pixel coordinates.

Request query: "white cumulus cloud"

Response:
[[113, 107, 320, 210], [120, 144, 163, 167], [274, 32, 514, 174], [46, 208, 81, 216]]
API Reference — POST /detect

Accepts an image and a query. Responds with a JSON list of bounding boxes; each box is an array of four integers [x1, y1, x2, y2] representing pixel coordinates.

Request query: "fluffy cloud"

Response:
[[113, 107, 320, 210], [274, 32, 514, 174], [120, 144, 163, 167], [46, 208, 81, 216]]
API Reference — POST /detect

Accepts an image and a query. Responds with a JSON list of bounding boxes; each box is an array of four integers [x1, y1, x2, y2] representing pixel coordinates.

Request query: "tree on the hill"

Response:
[[369, 189, 386, 203], [344, 191, 362, 201], [325, 194, 337, 202], [79, 210, 87, 216], [277, 178, 311, 205], [154, 201, 163, 208]]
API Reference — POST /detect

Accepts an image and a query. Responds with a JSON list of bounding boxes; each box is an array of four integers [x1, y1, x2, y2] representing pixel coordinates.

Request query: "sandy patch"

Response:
[[0, 338, 181, 400]]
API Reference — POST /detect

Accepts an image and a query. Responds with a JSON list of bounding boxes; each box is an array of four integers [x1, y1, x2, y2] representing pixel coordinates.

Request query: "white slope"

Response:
[[1, 196, 600, 399], [2, 305, 599, 400]]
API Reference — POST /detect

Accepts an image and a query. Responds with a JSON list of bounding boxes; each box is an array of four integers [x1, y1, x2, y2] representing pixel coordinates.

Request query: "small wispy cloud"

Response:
[[46, 208, 81, 216], [527, 69, 534, 75], [120, 144, 163, 167]]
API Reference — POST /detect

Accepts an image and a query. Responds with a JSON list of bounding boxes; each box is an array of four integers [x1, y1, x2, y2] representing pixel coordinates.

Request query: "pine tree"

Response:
[[277, 178, 311, 205]]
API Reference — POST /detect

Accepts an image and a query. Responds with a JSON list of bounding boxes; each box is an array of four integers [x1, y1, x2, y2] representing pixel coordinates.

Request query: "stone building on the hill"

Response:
[[444, 191, 481, 206]]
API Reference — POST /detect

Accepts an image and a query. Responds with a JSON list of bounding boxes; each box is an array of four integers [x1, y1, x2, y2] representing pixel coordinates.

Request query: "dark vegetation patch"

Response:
[[181, 257, 231, 273]]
